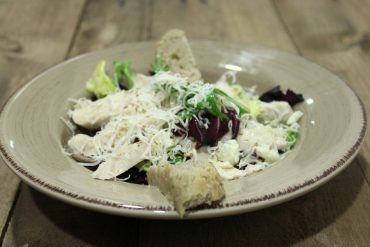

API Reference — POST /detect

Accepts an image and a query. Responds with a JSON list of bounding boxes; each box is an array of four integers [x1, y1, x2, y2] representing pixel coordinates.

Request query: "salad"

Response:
[[63, 30, 304, 215], [66, 66, 303, 180]]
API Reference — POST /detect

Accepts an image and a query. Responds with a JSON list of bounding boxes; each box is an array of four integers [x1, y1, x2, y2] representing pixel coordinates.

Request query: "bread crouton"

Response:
[[156, 29, 202, 82], [147, 161, 225, 217]]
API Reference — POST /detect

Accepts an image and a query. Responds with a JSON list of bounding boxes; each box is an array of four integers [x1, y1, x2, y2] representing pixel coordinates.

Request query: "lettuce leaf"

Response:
[[220, 85, 262, 119], [114, 60, 135, 90], [245, 99, 262, 119], [136, 160, 152, 172], [286, 130, 298, 147], [150, 55, 170, 74], [260, 86, 304, 106], [86, 61, 117, 99]]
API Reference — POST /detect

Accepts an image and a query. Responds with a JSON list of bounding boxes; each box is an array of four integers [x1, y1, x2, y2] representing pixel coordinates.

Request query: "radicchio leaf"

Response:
[[260, 86, 304, 106]]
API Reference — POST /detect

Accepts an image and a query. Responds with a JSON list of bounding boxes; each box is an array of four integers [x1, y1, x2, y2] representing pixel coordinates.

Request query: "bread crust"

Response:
[[147, 162, 225, 217], [156, 29, 202, 82]]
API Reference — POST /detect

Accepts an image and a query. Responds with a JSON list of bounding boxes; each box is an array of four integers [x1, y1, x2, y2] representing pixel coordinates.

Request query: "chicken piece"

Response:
[[147, 159, 225, 217], [215, 140, 240, 165], [134, 73, 152, 88], [68, 134, 98, 162], [211, 160, 248, 180], [156, 29, 202, 82], [287, 111, 303, 125], [255, 144, 280, 162], [71, 91, 129, 129], [237, 122, 288, 154], [92, 142, 148, 180], [259, 101, 293, 123], [67, 116, 129, 160]]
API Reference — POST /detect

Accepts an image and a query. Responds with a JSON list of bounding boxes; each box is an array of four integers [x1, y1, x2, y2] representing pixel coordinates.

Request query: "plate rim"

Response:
[[0, 40, 367, 219]]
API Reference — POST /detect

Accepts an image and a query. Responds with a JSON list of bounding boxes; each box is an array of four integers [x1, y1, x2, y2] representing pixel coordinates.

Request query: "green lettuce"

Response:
[[245, 99, 262, 119], [136, 160, 152, 172], [168, 150, 186, 165], [150, 55, 170, 74], [286, 130, 298, 147], [228, 85, 262, 119], [213, 88, 248, 116], [86, 61, 117, 99], [114, 60, 135, 90]]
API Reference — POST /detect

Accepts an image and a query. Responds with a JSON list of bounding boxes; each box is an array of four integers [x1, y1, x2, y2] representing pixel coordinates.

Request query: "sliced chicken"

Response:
[[67, 118, 127, 161], [71, 91, 130, 129], [92, 142, 148, 180], [237, 122, 288, 154], [259, 101, 293, 123], [134, 73, 152, 88], [68, 134, 100, 162]]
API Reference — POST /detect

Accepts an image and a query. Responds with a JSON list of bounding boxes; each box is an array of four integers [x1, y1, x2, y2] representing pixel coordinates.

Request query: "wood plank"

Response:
[[273, 0, 370, 184], [2, 0, 142, 246], [138, 163, 370, 247], [0, 0, 85, 97], [69, 0, 150, 57], [3, 184, 138, 247], [149, 0, 296, 53], [69, 0, 296, 55], [0, 0, 85, 242]]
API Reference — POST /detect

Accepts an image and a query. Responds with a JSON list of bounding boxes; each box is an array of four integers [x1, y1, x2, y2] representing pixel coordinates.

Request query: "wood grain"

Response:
[[69, 0, 151, 57], [138, 163, 370, 247], [0, 0, 85, 242], [2, 184, 138, 247], [273, 0, 370, 185], [69, 0, 296, 56], [149, 0, 296, 52], [2, 1, 145, 245], [1, 0, 370, 246]]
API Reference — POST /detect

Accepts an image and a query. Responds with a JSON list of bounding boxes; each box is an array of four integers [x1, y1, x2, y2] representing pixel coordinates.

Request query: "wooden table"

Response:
[[1, 0, 370, 246]]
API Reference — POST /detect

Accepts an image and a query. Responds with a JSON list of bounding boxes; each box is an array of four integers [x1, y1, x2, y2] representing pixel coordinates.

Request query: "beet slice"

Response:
[[188, 118, 205, 146], [228, 111, 240, 139], [205, 114, 220, 145], [183, 109, 241, 148], [219, 117, 229, 135]]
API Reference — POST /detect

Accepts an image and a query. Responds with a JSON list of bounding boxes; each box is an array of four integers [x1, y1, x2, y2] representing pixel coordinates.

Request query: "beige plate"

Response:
[[0, 41, 366, 219]]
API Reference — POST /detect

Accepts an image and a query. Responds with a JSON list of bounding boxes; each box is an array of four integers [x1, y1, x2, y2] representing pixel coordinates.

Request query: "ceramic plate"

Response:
[[0, 41, 366, 219]]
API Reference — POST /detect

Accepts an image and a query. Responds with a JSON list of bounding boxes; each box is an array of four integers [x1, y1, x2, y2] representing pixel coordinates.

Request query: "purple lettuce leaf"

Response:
[[260, 86, 304, 106]]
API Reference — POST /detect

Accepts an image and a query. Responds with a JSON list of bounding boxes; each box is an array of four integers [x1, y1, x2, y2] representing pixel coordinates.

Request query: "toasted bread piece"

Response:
[[147, 161, 225, 217], [156, 29, 202, 82]]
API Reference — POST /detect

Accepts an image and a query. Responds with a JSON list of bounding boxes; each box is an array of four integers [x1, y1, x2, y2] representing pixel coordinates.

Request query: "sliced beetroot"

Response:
[[204, 114, 220, 145], [188, 118, 205, 146], [181, 109, 241, 148], [187, 118, 197, 137], [228, 111, 240, 139], [260, 86, 304, 107], [219, 117, 229, 135]]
